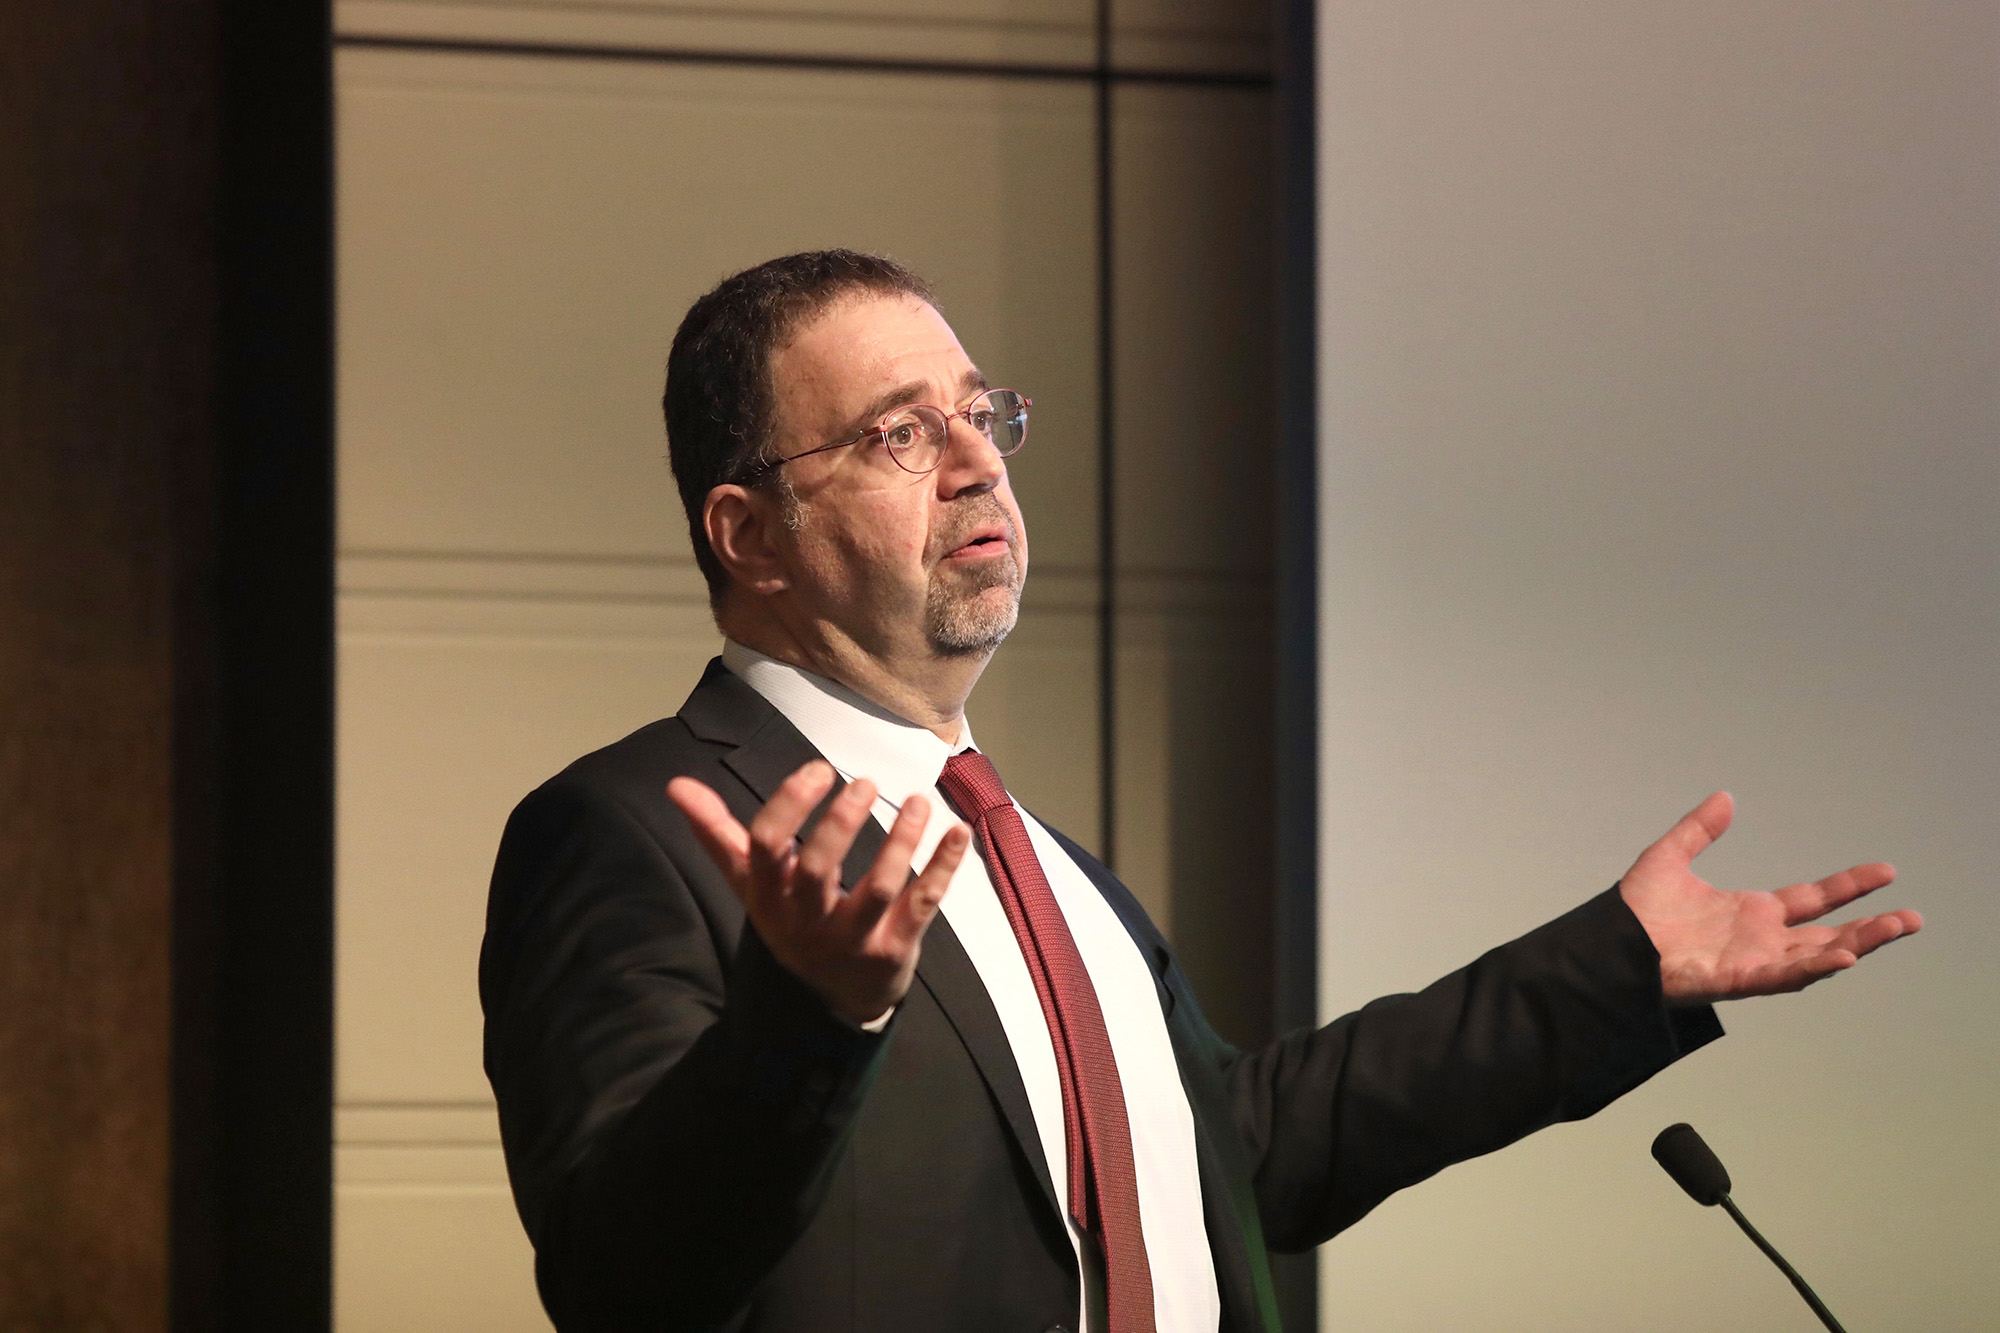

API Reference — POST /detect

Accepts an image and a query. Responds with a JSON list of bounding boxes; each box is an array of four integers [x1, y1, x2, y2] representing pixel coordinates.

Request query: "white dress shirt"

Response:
[[721, 640, 1221, 1333]]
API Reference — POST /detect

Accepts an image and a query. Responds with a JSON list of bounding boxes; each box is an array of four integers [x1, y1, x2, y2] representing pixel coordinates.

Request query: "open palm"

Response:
[[1618, 792, 1923, 1005]]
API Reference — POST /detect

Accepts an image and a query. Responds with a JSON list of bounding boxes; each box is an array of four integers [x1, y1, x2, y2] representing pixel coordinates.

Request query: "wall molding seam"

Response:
[[333, 30, 1275, 87], [335, 0, 1272, 78]]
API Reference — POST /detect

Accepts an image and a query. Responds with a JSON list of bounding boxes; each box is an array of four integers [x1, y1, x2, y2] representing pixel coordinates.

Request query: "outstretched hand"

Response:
[[1619, 792, 1923, 1006], [667, 761, 969, 1026]]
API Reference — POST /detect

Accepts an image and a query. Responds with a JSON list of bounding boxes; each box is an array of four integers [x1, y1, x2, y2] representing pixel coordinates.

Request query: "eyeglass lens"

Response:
[[880, 389, 1029, 473]]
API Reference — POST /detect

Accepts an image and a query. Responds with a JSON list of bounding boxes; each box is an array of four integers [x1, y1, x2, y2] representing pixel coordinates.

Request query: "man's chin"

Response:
[[924, 580, 1021, 657]]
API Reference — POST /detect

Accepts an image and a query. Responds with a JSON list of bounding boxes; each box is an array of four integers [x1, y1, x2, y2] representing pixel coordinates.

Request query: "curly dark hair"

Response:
[[663, 250, 936, 598]]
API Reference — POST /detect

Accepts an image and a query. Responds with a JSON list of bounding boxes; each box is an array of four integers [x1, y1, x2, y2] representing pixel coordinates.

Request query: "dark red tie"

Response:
[[936, 751, 1156, 1333]]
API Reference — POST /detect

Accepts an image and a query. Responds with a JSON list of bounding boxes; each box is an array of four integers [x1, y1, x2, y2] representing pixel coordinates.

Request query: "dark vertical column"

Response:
[[1270, 0, 1319, 1327], [173, 3, 336, 1329], [0, 3, 332, 1330], [0, 7, 220, 1330]]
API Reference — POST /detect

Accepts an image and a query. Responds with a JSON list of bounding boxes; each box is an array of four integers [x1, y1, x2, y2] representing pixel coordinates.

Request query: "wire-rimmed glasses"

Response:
[[738, 387, 1030, 483]]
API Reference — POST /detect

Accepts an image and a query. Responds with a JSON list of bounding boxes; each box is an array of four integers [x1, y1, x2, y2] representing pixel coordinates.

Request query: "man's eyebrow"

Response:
[[838, 369, 991, 438], [841, 380, 928, 438]]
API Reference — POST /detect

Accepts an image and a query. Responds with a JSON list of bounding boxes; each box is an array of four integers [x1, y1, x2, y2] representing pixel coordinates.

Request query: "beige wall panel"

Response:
[[1110, 82, 1277, 1040], [1112, 82, 1274, 576], [337, 598, 722, 1104], [337, 1187, 547, 1333], [970, 579, 1106, 861], [339, 2, 1095, 69], [1108, 623, 1171, 934], [336, 1155, 548, 1333], [370, 0, 1092, 28], [1114, 583, 1274, 1045], [1114, 0, 1266, 37], [1110, 0, 1270, 74], [337, 50, 1099, 571]]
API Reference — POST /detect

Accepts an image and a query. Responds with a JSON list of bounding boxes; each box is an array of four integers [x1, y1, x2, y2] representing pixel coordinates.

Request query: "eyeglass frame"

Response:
[[733, 387, 1031, 485]]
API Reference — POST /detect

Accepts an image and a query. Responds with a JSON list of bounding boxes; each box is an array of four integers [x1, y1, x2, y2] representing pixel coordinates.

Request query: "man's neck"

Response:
[[720, 611, 981, 745]]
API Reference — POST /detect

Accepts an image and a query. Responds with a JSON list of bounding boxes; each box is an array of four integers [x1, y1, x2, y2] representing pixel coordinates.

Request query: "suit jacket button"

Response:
[[1041, 1326, 1072, 1333]]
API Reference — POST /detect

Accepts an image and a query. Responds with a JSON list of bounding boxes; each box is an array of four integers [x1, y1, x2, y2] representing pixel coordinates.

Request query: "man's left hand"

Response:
[[1619, 792, 1924, 1006]]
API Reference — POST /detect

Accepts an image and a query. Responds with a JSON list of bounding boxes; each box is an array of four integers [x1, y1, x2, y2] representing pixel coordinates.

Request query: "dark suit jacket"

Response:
[[480, 659, 1722, 1333]]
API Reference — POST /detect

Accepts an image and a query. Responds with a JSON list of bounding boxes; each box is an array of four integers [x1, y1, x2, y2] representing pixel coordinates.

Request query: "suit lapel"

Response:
[[680, 658, 1062, 1224], [685, 659, 890, 891], [912, 913, 1062, 1220]]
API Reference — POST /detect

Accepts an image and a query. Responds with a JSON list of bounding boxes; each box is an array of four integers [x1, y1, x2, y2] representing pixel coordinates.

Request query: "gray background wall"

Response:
[[1315, 4, 1997, 1329]]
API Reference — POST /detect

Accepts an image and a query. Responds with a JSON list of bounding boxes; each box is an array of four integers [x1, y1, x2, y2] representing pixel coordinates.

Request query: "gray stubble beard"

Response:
[[924, 497, 1023, 657]]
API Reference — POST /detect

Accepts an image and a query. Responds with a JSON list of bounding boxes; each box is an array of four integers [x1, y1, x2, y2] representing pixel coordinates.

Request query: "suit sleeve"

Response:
[[1221, 886, 1722, 1251], [479, 775, 889, 1331]]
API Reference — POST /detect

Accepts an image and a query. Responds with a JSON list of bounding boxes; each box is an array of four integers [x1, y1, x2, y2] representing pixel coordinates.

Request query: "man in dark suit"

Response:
[[480, 250, 1921, 1333]]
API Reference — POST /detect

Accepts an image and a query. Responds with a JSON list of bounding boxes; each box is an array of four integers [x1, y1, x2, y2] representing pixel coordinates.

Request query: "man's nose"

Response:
[[934, 416, 1004, 497]]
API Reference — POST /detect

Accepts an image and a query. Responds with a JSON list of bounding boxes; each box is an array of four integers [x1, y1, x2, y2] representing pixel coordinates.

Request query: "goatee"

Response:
[[924, 496, 1022, 656]]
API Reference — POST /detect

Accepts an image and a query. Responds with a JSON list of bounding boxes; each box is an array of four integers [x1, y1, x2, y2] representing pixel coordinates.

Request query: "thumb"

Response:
[[666, 776, 753, 881], [1648, 791, 1734, 867]]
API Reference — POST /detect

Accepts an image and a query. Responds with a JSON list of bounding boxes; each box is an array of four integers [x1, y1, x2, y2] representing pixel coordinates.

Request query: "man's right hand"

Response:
[[667, 761, 968, 1026]]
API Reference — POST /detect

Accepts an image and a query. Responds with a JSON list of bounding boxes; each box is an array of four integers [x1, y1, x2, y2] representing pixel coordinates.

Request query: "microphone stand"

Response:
[[1715, 1193, 1848, 1333]]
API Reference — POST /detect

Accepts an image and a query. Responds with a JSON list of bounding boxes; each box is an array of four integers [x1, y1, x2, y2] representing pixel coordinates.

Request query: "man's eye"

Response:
[[966, 409, 994, 433], [880, 420, 922, 449]]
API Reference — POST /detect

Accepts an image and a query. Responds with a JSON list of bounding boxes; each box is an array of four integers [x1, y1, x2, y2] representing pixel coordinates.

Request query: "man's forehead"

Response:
[[774, 292, 977, 427]]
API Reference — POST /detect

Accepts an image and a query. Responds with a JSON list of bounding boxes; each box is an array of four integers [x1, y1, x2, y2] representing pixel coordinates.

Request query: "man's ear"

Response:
[[704, 484, 790, 595]]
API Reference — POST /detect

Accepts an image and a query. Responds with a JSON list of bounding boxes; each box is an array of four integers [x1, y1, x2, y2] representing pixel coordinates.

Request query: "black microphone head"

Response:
[[1652, 1123, 1732, 1206]]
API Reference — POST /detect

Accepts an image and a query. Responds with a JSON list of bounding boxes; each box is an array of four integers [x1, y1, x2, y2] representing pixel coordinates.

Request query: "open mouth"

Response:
[[945, 526, 1011, 560]]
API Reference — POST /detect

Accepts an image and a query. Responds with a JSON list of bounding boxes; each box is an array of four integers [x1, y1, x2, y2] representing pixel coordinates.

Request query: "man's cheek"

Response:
[[1001, 490, 1029, 568], [837, 522, 926, 584]]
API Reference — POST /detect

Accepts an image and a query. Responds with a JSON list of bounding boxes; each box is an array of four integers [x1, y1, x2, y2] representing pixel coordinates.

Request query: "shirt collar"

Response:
[[720, 639, 975, 810]]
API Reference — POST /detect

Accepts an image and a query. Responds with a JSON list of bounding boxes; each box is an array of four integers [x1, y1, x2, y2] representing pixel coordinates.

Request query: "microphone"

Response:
[[1650, 1124, 1849, 1333]]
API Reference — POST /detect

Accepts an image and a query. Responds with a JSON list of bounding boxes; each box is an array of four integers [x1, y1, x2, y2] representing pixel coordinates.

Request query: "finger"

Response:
[[792, 777, 878, 916], [1767, 949, 1857, 994], [666, 777, 752, 882], [1647, 791, 1735, 867], [1773, 861, 1897, 925], [1745, 909, 1922, 996], [842, 792, 932, 937], [882, 821, 968, 947], [1830, 909, 1923, 961], [746, 761, 838, 886]]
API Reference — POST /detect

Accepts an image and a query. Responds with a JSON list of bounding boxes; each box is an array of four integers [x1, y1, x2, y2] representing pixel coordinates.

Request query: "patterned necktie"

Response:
[[936, 750, 1156, 1333]]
